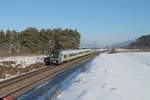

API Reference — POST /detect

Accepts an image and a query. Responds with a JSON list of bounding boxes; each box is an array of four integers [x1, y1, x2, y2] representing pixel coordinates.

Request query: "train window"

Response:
[[64, 55, 67, 58], [80, 52, 84, 54], [69, 54, 72, 57], [75, 53, 78, 55], [69, 53, 77, 57]]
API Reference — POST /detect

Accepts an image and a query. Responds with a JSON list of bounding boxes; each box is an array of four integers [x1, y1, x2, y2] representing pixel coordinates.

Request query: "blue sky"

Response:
[[0, 0, 150, 47]]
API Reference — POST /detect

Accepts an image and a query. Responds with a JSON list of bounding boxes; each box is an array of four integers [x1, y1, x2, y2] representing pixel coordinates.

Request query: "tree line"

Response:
[[0, 27, 80, 55], [129, 34, 150, 49]]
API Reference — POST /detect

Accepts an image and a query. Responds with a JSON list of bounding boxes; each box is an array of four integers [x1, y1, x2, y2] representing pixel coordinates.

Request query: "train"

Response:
[[44, 49, 93, 65]]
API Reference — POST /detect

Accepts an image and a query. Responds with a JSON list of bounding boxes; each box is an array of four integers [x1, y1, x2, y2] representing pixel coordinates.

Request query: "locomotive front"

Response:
[[44, 49, 61, 65]]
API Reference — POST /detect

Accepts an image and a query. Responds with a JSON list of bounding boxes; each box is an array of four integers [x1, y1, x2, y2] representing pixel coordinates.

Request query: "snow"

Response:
[[57, 52, 150, 100], [0, 55, 46, 68], [0, 55, 46, 81]]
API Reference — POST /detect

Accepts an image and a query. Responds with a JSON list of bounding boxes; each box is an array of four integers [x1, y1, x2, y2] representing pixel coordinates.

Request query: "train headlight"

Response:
[[53, 61, 56, 63]]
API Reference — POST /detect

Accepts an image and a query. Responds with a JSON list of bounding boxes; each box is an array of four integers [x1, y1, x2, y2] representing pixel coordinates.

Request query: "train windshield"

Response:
[[50, 50, 60, 58], [50, 53, 59, 58]]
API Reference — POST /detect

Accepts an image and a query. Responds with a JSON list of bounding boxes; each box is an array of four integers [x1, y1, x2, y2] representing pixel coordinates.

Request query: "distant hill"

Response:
[[110, 40, 135, 48], [129, 34, 150, 48]]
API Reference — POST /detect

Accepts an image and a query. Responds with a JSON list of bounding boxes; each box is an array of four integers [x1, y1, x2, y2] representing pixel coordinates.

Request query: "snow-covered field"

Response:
[[0, 55, 46, 68], [0, 55, 46, 81], [56, 52, 150, 100]]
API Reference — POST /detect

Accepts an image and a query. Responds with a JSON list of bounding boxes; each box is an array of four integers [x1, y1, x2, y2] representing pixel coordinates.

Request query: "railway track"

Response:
[[0, 52, 99, 99]]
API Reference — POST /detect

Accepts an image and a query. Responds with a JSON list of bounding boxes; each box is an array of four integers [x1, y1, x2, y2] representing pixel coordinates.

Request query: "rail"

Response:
[[0, 52, 100, 99]]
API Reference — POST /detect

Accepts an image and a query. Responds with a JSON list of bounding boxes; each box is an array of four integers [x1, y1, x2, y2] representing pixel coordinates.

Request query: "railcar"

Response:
[[44, 49, 93, 65]]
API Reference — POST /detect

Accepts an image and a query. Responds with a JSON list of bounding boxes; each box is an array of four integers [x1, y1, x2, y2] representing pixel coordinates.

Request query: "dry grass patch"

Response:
[[0, 61, 46, 80]]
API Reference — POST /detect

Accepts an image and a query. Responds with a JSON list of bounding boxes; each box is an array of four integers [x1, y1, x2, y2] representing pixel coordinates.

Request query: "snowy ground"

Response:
[[0, 55, 46, 81], [0, 55, 46, 68], [56, 52, 150, 100]]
